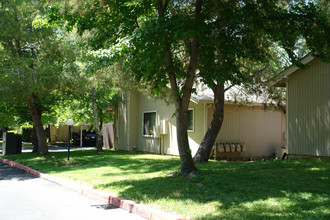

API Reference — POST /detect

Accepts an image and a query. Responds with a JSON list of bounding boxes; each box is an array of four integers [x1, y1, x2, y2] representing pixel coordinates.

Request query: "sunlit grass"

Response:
[[2, 150, 330, 219]]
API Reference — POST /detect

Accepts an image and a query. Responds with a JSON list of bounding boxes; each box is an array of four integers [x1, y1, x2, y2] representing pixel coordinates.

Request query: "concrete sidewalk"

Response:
[[0, 157, 185, 220]]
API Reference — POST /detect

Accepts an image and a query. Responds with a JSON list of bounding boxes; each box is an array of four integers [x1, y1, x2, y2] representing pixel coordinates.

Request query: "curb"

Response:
[[0, 157, 186, 220]]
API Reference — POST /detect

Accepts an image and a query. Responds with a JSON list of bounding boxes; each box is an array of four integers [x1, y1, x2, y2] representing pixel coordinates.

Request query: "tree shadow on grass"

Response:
[[96, 159, 330, 219], [58, 152, 181, 177], [3, 151, 330, 218], [2, 150, 181, 177]]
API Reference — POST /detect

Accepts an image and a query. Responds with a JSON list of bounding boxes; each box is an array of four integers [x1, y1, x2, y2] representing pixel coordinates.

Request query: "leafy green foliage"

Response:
[[0, 0, 78, 125], [45, 0, 329, 170], [198, 1, 329, 87], [54, 87, 117, 127], [46, 0, 329, 97], [0, 102, 31, 128]]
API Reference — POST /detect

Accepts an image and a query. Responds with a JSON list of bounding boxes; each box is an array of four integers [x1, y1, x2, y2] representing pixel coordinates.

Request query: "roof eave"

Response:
[[190, 98, 214, 104], [270, 53, 314, 87]]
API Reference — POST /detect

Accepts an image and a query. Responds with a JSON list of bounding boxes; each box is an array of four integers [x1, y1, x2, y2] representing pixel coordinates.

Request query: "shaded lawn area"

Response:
[[1, 150, 330, 219]]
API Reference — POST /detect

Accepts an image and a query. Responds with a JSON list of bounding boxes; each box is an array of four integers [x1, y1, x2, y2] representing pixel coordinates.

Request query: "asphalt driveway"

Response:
[[0, 162, 145, 220]]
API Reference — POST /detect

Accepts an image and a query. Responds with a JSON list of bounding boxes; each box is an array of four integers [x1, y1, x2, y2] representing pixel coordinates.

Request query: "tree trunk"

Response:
[[91, 89, 103, 153], [193, 83, 225, 163], [113, 107, 118, 150], [27, 97, 48, 156], [175, 106, 197, 174], [157, 0, 201, 174], [32, 126, 39, 153]]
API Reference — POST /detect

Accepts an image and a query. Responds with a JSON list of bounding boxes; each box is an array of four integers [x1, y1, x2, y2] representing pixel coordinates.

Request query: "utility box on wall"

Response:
[[160, 120, 168, 135]]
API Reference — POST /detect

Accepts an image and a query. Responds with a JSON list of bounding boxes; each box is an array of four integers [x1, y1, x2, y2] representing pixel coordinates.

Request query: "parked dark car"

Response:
[[83, 130, 96, 146]]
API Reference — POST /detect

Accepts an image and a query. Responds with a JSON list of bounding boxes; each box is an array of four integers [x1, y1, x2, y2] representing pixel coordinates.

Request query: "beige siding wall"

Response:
[[118, 91, 286, 159], [118, 91, 205, 156], [117, 91, 140, 151], [135, 92, 164, 154], [208, 104, 285, 158], [118, 92, 129, 151], [128, 91, 139, 149], [166, 101, 205, 156], [188, 102, 206, 156], [49, 124, 89, 143], [118, 91, 164, 153], [287, 59, 330, 156]]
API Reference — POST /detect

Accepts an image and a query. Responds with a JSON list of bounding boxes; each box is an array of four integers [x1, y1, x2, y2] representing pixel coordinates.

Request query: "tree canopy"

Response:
[[0, 0, 77, 155], [45, 0, 329, 173], [1, 0, 328, 171]]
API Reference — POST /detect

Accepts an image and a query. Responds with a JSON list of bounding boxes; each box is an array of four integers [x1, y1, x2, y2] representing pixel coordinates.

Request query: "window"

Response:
[[187, 108, 194, 132], [143, 111, 156, 136]]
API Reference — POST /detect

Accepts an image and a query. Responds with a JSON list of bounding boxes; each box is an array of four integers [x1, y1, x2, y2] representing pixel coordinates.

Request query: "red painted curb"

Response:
[[0, 157, 186, 220]]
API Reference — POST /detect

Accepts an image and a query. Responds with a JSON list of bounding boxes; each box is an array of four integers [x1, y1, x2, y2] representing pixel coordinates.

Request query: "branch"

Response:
[[15, 39, 23, 58], [134, 17, 140, 28], [157, 0, 165, 17], [224, 84, 234, 92], [240, 63, 270, 77], [164, 0, 169, 11], [157, 0, 180, 103], [182, 0, 202, 104], [6, 38, 15, 56]]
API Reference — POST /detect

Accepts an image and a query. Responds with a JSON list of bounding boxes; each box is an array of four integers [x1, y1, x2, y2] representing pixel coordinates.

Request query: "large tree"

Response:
[[192, 1, 329, 163], [48, 0, 202, 174], [0, 0, 77, 155], [47, 0, 329, 173]]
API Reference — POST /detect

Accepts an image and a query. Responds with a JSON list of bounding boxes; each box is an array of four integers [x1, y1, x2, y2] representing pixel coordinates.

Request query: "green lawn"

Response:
[[1, 150, 330, 219]]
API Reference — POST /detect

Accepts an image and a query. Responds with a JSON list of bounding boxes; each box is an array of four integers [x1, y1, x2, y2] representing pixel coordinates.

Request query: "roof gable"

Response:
[[270, 54, 315, 87]]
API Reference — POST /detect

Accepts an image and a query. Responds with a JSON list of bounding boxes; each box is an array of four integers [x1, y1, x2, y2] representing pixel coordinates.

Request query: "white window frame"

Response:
[[187, 108, 194, 132], [142, 111, 157, 137]]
